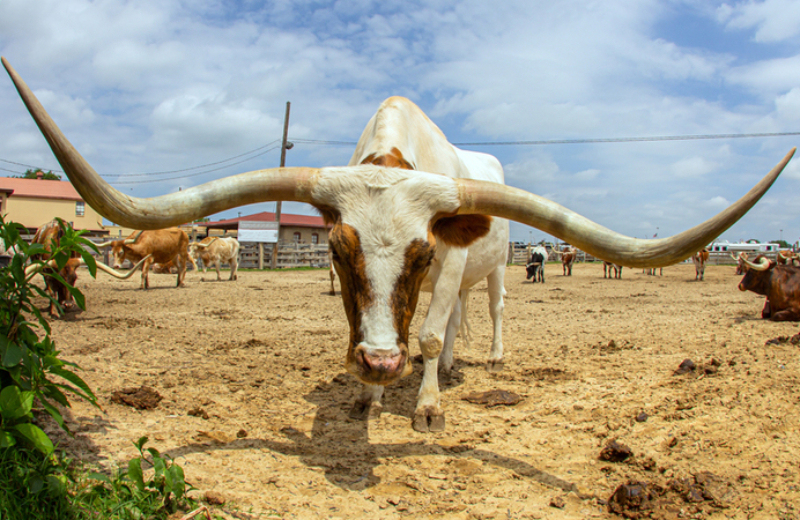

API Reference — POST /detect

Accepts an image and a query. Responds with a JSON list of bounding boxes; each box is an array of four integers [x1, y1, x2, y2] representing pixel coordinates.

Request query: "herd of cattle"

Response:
[[15, 221, 241, 316], [3, 56, 797, 432], [526, 244, 800, 322]]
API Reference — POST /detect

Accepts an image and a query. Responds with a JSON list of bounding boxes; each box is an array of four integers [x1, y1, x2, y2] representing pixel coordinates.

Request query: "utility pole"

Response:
[[271, 101, 292, 269]]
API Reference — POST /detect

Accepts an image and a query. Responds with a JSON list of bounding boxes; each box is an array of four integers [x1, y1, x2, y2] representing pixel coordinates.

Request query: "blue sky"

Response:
[[1, 0, 799, 244]]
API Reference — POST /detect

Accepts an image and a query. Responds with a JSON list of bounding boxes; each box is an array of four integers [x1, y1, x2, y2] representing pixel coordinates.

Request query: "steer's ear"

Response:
[[431, 214, 492, 248]]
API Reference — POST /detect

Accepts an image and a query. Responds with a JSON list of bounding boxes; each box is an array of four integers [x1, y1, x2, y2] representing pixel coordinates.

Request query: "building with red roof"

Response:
[[203, 211, 330, 245], [0, 174, 106, 234]]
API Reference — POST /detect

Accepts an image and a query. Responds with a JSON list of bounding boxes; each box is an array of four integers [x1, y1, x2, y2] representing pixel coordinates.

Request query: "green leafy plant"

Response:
[[0, 217, 99, 454], [77, 437, 197, 518]]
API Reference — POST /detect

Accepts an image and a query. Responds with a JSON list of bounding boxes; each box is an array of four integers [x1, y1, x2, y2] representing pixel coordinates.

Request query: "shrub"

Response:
[[0, 217, 98, 453]]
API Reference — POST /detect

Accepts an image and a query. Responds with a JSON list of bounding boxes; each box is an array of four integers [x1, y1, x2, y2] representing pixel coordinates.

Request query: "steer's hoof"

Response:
[[487, 359, 505, 373], [412, 410, 445, 433], [348, 401, 382, 421]]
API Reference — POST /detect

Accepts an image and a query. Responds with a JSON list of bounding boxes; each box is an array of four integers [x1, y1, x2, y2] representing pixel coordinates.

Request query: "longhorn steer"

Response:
[[738, 255, 800, 321], [96, 228, 189, 289], [526, 245, 547, 283], [189, 236, 240, 281], [4, 57, 795, 432], [553, 246, 577, 276], [30, 220, 80, 316], [732, 252, 749, 275], [30, 220, 149, 316], [693, 249, 710, 281], [603, 261, 622, 279], [777, 250, 798, 266]]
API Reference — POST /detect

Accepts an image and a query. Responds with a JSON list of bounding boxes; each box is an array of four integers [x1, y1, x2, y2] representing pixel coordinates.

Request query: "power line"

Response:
[[111, 144, 282, 185], [2, 130, 798, 183], [293, 131, 800, 147], [102, 139, 282, 179], [0, 139, 283, 179], [453, 131, 800, 146]]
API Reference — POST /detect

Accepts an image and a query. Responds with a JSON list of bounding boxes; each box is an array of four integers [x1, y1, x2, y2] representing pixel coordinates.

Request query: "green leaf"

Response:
[[88, 472, 112, 484], [0, 431, 16, 448], [40, 399, 66, 431], [65, 284, 86, 310], [128, 458, 145, 492], [49, 365, 97, 401], [134, 436, 149, 452], [46, 474, 67, 496], [14, 423, 54, 454], [153, 456, 166, 478], [0, 386, 34, 419], [2, 340, 23, 367], [79, 249, 98, 277], [165, 464, 186, 500]]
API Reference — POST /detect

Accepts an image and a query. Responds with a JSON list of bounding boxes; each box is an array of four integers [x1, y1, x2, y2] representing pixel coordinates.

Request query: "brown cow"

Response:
[[96, 228, 190, 289], [188, 236, 240, 281], [30, 220, 150, 316], [553, 246, 577, 276], [738, 255, 800, 321], [30, 220, 81, 316], [692, 249, 710, 281]]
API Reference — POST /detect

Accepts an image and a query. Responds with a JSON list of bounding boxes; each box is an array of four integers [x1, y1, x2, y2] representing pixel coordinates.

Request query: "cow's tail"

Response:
[[459, 289, 473, 348]]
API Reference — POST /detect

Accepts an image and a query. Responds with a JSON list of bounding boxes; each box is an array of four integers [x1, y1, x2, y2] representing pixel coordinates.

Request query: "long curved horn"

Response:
[[94, 239, 117, 248], [25, 258, 58, 277], [84, 254, 152, 279], [195, 237, 218, 249], [124, 230, 144, 245], [743, 256, 772, 272], [3, 58, 321, 229], [455, 148, 795, 268]]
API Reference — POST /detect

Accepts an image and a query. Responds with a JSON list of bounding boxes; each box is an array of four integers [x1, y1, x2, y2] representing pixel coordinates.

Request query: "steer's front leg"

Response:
[[413, 247, 467, 433]]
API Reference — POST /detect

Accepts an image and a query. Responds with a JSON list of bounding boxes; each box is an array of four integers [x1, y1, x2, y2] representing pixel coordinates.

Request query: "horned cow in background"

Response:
[[526, 245, 548, 283], [30, 220, 150, 316], [4, 56, 795, 432], [738, 255, 800, 321], [777, 250, 798, 266], [96, 228, 190, 289], [693, 249, 710, 281], [189, 236, 240, 281], [553, 246, 577, 276]]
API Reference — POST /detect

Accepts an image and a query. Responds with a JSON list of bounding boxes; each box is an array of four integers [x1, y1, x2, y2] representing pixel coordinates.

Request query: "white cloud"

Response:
[[718, 0, 800, 42]]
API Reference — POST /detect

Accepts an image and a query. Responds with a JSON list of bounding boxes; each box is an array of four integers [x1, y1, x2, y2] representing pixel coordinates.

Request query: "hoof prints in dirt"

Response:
[[521, 367, 572, 381], [607, 472, 734, 519], [90, 317, 155, 329]]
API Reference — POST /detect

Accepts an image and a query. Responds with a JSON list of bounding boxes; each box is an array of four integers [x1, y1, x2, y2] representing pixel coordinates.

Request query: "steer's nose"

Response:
[[352, 344, 410, 384]]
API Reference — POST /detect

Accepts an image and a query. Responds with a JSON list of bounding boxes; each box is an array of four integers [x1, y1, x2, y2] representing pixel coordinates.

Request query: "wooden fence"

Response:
[[14, 236, 760, 270]]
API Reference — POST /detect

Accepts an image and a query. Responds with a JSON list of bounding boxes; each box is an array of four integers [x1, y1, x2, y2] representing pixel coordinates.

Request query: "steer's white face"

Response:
[[312, 166, 490, 385]]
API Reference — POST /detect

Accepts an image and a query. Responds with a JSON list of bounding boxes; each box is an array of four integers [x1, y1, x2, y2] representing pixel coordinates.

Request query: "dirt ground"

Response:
[[42, 261, 799, 519]]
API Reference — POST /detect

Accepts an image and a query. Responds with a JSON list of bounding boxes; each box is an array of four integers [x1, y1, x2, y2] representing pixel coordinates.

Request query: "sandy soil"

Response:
[[42, 262, 799, 519]]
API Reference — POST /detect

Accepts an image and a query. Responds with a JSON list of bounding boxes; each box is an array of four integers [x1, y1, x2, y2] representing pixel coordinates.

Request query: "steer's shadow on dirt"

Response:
[[166, 357, 576, 493]]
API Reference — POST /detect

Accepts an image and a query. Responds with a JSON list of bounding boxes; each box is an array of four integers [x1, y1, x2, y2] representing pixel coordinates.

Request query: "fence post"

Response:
[[258, 243, 264, 270]]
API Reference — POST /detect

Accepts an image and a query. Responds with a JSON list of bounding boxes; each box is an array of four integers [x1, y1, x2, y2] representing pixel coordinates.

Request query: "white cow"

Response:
[[5, 57, 795, 432], [344, 97, 509, 431], [189, 236, 240, 281]]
